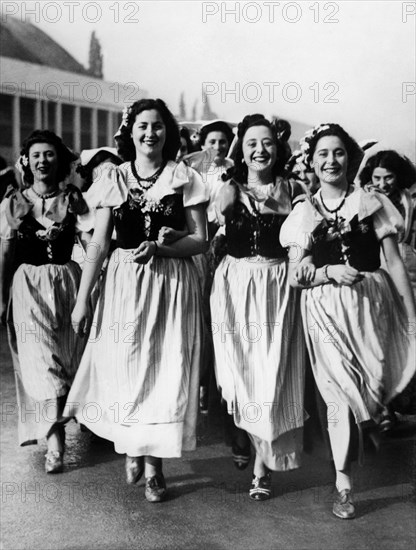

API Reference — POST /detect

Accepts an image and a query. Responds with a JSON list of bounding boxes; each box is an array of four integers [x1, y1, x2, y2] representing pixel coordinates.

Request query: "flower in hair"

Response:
[[298, 124, 332, 166], [21, 155, 29, 167]]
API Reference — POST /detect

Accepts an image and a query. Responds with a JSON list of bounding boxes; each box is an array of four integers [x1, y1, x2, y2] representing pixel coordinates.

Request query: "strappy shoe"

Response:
[[332, 489, 355, 519], [249, 472, 272, 501], [232, 441, 251, 470], [45, 451, 64, 474], [125, 456, 144, 484], [145, 473, 167, 503]]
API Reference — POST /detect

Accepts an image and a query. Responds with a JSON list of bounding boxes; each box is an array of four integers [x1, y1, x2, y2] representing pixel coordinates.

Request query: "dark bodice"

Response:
[[311, 214, 381, 271], [225, 200, 287, 259], [113, 191, 186, 248], [14, 216, 76, 266], [4, 186, 85, 267]]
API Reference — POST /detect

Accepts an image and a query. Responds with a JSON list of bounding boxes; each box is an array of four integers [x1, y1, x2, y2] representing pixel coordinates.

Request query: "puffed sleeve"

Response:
[[370, 191, 405, 241], [84, 163, 129, 209], [171, 161, 209, 207], [0, 196, 16, 240], [280, 201, 318, 251]]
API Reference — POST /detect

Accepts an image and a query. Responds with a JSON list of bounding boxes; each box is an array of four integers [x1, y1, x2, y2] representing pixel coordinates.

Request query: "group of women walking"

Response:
[[0, 98, 415, 519]]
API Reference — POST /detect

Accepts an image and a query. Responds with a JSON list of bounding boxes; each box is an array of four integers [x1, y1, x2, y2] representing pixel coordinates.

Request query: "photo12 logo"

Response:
[[202, 81, 340, 104], [202, 1, 340, 24], [0, 1, 140, 24]]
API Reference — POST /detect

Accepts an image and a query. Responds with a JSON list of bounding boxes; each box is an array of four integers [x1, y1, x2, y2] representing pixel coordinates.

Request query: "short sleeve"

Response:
[[84, 163, 129, 209], [279, 201, 316, 251], [0, 197, 16, 240], [75, 207, 95, 233], [171, 161, 209, 207], [371, 192, 405, 241]]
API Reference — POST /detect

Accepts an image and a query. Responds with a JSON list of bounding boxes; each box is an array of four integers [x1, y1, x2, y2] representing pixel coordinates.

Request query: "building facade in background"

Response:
[[0, 17, 146, 163]]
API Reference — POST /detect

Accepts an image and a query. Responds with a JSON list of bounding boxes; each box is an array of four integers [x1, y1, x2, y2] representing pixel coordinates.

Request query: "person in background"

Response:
[[280, 123, 416, 519], [0, 130, 87, 473], [72, 147, 123, 266], [176, 126, 193, 162], [184, 120, 235, 416], [358, 149, 416, 421]]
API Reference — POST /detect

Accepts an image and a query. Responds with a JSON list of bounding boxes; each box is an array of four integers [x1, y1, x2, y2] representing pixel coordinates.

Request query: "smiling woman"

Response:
[[210, 114, 306, 501], [65, 98, 208, 503], [0, 130, 87, 474], [280, 123, 416, 520]]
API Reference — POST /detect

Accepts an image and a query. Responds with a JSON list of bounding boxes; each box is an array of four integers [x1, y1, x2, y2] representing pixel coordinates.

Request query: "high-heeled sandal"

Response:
[[45, 425, 65, 473], [125, 456, 144, 484], [249, 471, 272, 501], [45, 451, 64, 474]]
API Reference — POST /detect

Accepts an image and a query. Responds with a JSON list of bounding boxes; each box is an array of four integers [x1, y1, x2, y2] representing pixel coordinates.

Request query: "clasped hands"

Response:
[[295, 258, 364, 286]]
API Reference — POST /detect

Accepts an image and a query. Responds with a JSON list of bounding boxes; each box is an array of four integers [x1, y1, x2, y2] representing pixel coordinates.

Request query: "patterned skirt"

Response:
[[301, 269, 416, 424], [64, 249, 202, 457], [8, 261, 84, 445], [210, 255, 305, 471]]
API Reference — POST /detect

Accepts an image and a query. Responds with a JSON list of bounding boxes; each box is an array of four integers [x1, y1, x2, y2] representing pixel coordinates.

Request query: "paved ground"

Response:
[[1, 326, 415, 550]]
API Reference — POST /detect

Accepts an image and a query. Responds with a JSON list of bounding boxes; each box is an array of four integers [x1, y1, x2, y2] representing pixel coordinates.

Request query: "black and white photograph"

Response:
[[0, 1, 415, 549]]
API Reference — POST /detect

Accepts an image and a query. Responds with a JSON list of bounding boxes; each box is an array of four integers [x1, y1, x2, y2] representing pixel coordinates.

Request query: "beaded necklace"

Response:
[[130, 161, 166, 190], [320, 183, 350, 218], [31, 186, 60, 215]]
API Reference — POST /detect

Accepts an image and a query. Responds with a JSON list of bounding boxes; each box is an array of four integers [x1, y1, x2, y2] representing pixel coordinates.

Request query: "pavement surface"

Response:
[[1, 326, 415, 550]]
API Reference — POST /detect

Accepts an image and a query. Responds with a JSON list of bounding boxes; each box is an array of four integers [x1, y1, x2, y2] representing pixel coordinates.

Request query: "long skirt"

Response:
[[8, 261, 84, 446], [301, 269, 416, 467], [210, 255, 306, 471], [64, 249, 202, 458]]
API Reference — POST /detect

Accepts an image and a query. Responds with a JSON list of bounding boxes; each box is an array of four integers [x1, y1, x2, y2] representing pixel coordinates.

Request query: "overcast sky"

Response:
[[6, 0, 416, 158]]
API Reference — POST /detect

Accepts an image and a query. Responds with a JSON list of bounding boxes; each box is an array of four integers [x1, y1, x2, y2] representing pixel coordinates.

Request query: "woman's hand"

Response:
[[295, 261, 316, 286], [327, 264, 364, 285], [131, 241, 157, 264], [158, 227, 188, 245], [71, 302, 91, 337]]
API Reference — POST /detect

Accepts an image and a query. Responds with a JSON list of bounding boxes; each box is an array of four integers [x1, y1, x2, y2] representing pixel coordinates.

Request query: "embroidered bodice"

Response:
[[225, 199, 288, 258], [2, 185, 87, 266], [113, 191, 186, 249]]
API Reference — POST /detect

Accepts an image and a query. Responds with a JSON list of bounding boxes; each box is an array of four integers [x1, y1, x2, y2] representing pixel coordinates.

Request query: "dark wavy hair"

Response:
[[230, 114, 287, 184], [115, 98, 180, 162], [199, 121, 234, 149], [19, 130, 78, 187], [303, 123, 363, 183], [179, 126, 193, 155], [274, 118, 292, 142], [358, 150, 416, 190]]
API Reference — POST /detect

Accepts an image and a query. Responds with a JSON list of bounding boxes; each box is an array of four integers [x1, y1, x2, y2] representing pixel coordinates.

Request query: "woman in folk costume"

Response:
[[0, 130, 87, 473], [210, 114, 306, 501], [280, 123, 416, 519], [67, 99, 207, 503], [358, 150, 416, 296], [358, 149, 416, 420]]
